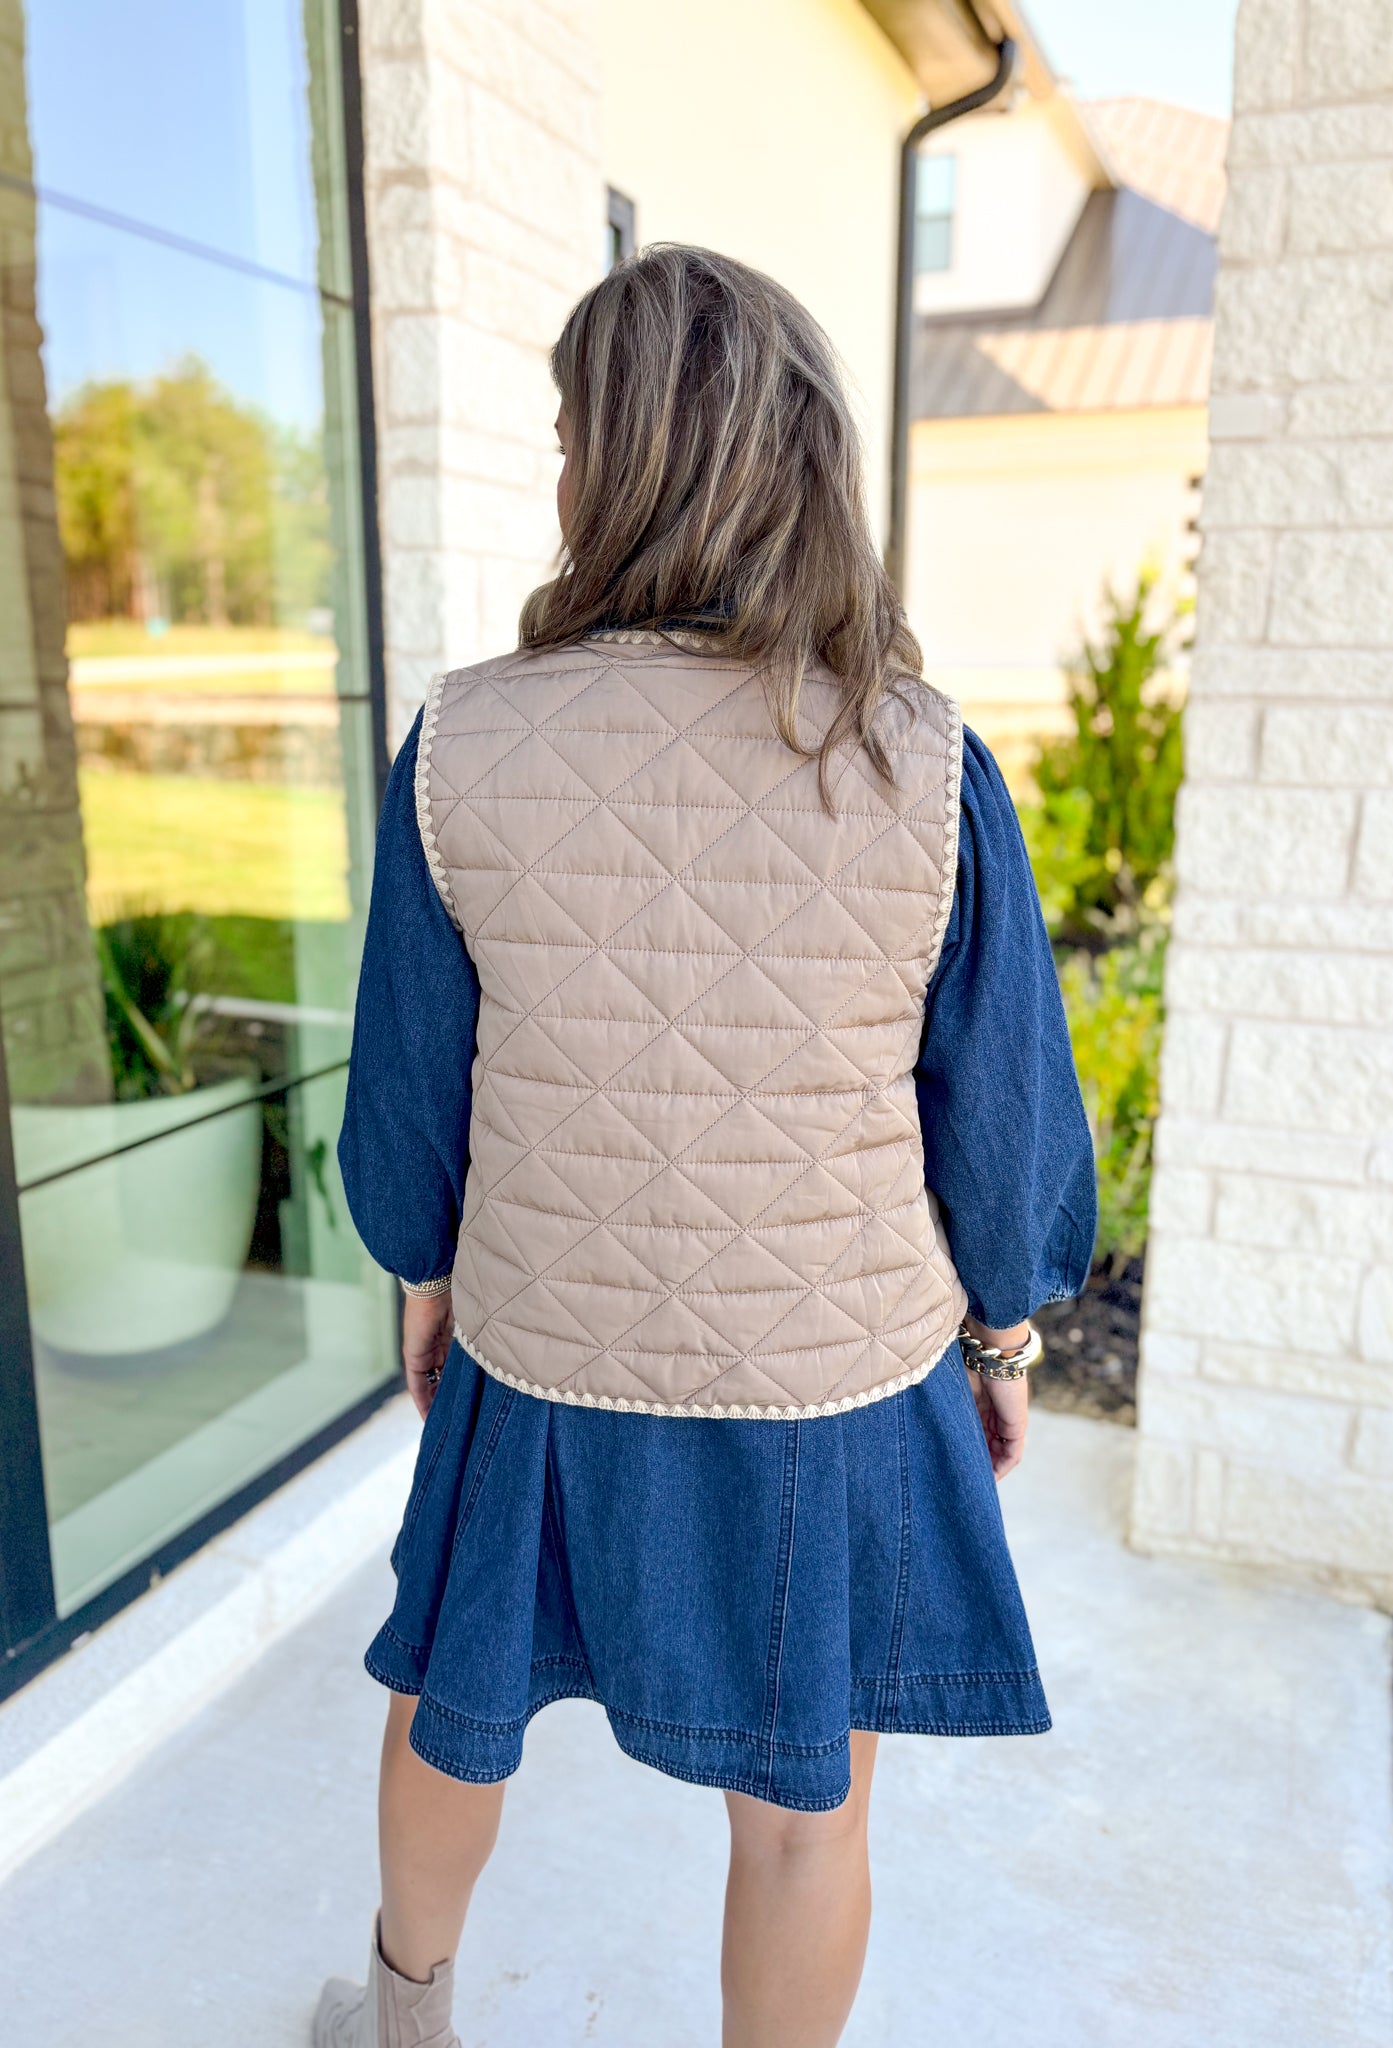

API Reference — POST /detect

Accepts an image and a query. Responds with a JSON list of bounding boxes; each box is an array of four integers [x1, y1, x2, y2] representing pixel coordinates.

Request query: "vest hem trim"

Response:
[[451, 1324, 960, 1420]]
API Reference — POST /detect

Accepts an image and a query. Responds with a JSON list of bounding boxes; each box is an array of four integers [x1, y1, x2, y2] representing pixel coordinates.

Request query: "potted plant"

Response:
[[11, 910, 263, 1360]]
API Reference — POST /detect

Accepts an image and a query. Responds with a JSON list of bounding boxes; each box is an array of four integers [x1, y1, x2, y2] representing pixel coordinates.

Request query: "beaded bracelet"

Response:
[[957, 1322, 1043, 1381], [399, 1273, 452, 1298]]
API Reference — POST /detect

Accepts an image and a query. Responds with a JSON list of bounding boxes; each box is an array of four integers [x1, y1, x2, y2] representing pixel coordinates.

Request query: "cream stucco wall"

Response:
[[906, 406, 1207, 783], [599, 0, 919, 544]]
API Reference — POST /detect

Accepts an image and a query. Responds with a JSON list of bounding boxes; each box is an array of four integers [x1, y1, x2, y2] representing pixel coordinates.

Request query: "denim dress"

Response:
[[339, 715, 1096, 1812]]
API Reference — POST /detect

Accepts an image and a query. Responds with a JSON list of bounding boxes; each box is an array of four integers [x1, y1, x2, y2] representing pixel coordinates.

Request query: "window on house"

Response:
[[606, 187, 636, 271], [915, 153, 957, 274], [0, 0, 395, 1670]]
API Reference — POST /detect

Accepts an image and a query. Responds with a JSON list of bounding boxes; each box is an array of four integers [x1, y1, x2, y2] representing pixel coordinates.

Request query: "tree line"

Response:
[[53, 356, 332, 629]]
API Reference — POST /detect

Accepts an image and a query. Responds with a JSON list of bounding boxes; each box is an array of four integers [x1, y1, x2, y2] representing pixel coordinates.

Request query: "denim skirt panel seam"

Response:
[[540, 1430, 602, 1697], [366, 1340, 1050, 1812], [754, 1423, 801, 1804], [445, 1384, 516, 1571], [881, 1394, 914, 1725]]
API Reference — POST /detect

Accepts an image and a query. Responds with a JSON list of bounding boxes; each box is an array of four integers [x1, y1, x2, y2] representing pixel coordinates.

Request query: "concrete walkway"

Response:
[[1, 1410, 1388, 2047]]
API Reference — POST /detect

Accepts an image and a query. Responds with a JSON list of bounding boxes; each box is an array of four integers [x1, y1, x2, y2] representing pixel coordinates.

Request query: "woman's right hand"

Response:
[[402, 1292, 453, 1419]]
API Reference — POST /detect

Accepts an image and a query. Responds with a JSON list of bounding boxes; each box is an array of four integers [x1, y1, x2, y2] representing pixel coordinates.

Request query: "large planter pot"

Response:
[[11, 1077, 263, 1359]]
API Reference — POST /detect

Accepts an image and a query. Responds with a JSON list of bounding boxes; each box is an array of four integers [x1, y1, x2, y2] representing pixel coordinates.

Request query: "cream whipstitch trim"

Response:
[[585, 627, 725, 654], [454, 1324, 957, 1420], [415, 669, 465, 934], [924, 692, 963, 988]]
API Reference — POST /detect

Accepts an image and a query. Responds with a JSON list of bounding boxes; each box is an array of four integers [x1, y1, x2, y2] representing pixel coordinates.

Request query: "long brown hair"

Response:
[[519, 244, 924, 798]]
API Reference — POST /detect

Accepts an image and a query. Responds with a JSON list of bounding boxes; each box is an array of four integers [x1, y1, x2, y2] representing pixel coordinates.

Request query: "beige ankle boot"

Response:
[[314, 1919, 460, 2048]]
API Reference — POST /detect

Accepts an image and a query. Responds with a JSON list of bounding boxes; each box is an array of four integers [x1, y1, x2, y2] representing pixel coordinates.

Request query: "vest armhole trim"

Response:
[[921, 693, 963, 990], [415, 669, 466, 935]]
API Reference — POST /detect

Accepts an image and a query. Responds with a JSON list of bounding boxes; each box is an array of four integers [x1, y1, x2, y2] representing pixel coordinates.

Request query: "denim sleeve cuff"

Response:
[[398, 1273, 453, 1298], [965, 1277, 1081, 1326]]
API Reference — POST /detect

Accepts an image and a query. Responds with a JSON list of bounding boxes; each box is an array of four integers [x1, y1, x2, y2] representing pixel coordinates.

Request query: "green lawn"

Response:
[[68, 621, 333, 659], [80, 770, 351, 921], [67, 621, 339, 697]]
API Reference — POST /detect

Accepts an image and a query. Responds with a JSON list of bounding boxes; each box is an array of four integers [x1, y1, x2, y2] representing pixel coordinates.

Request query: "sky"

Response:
[[25, 0, 329, 424], [1023, 0, 1241, 118]]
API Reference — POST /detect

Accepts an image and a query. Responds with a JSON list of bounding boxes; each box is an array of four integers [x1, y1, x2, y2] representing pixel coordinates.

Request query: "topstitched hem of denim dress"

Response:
[[364, 1630, 1051, 1810]]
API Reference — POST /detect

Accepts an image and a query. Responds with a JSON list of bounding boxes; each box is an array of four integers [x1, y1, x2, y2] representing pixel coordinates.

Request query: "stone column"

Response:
[[357, 0, 604, 751], [1133, 0, 1393, 1602]]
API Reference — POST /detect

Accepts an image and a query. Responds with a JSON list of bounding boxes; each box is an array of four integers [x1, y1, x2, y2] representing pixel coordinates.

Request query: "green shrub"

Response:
[[1024, 579, 1186, 945], [1058, 931, 1165, 1275], [1015, 575, 1187, 1273], [1018, 787, 1094, 938]]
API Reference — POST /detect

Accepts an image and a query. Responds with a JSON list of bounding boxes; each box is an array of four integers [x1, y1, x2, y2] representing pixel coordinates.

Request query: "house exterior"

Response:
[[0, 0, 1017, 1703], [908, 85, 1227, 781], [361, 0, 1019, 750]]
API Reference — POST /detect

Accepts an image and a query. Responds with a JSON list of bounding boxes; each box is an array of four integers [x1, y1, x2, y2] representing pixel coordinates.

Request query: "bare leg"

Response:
[[377, 1691, 506, 1981], [721, 1731, 879, 2048]]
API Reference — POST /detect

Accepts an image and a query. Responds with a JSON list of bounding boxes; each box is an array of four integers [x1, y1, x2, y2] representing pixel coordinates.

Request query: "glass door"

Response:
[[0, 0, 395, 1644]]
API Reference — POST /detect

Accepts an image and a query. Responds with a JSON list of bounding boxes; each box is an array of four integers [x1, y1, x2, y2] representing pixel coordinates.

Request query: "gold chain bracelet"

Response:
[[957, 1322, 1043, 1381]]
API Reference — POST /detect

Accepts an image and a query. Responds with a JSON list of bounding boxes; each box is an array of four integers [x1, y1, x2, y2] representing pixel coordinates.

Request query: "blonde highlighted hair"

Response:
[[519, 244, 924, 799]]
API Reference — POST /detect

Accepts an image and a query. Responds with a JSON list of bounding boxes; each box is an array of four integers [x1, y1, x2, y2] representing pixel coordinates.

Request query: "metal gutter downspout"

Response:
[[886, 33, 1017, 595]]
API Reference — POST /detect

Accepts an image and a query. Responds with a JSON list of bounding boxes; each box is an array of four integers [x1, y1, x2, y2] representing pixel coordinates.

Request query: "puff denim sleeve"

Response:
[[338, 711, 479, 1290], [914, 727, 1097, 1326]]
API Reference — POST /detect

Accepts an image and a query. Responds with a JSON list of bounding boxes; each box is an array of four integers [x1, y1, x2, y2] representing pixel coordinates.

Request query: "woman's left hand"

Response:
[[963, 1316, 1030, 1480], [970, 1370, 1029, 1480], [402, 1292, 453, 1418]]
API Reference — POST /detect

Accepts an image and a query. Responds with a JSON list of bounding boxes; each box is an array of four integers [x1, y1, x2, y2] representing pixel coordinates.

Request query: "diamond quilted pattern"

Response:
[[417, 634, 967, 1418]]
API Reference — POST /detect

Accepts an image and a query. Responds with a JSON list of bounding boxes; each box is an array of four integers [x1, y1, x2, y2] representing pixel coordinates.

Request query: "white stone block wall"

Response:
[[357, 0, 603, 749], [1133, 0, 1393, 1604]]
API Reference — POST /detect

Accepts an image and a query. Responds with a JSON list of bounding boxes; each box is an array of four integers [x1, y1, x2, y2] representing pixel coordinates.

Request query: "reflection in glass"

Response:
[[23, 0, 350, 296], [21, 1069, 392, 1614], [0, 1, 393, 1619]]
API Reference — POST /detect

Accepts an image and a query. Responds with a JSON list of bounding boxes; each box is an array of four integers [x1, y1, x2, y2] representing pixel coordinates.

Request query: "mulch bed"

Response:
[[1030, 1256, 1143, 1426]]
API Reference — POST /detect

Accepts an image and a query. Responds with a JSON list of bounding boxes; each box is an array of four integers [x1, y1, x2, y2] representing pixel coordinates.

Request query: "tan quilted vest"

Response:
[[416, 630, 967, 1417]]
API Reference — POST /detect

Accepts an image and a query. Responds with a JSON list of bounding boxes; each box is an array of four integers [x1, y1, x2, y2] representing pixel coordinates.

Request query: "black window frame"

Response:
[[0, 0, 396, 1706], [606, 186, 636, 270]]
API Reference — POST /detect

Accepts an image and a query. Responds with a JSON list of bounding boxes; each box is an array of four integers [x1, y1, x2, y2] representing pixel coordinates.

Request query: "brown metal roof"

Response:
[[1086, 98, 1229, 236], [913, 184, 1220, 418]]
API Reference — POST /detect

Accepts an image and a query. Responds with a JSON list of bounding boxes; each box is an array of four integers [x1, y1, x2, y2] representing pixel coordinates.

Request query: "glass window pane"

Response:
[[17, 1071, 394, 1614], [917, 152, 956, 218], [22, 0, 350, 296], [915, 216, 953, 274], [914, 156, 955, 275], [0, 1, 394, 1620], [29, 204, 376, 1083]]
